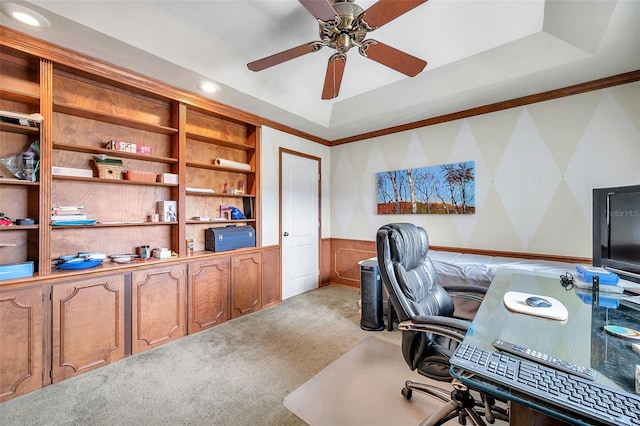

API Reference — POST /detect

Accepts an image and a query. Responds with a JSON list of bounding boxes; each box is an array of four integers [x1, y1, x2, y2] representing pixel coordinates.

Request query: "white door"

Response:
[[281, 152, 320, 299]]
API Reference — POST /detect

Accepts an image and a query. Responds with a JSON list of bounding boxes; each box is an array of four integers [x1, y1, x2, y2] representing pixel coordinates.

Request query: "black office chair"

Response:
[[376, 223, 508, 426]]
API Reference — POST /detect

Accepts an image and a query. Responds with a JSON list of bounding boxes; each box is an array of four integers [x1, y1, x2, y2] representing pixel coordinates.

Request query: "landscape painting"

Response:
[[376, 161, 475, 215]]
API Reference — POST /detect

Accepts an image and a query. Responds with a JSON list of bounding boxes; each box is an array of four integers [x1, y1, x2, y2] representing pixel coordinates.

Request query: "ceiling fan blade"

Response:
[[247, 42, 323, 71], [322, 53, 347, 100], [362, 0, 427, 29], [299, 0, 338, 22], [360, 40, 426, 77]]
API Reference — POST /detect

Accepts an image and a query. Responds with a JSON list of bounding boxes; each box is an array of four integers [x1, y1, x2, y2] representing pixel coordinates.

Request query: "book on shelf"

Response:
[[52, 205, 84, 211], [186, 187, 215, 193], [51, 214, 88, 221]]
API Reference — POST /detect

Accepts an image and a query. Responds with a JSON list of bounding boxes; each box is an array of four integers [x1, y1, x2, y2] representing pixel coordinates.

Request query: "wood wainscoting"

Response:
[[320, 238, 333, 286], [326, 238, 591, 290], [328, 239, 377, 289]]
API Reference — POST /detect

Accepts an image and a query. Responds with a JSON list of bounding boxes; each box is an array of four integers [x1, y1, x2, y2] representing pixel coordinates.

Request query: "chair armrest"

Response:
[[398, 316, 471, 344], [443, 284, 487, 304], [443, 284, 487, 294]]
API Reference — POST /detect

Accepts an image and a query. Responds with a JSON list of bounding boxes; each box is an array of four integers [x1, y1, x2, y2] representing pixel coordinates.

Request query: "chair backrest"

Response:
[[376, 223, 455, 322], [377, 223, 457, 377]]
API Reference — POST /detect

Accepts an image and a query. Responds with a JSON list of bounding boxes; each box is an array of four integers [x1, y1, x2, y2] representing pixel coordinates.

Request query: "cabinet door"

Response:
[[188, 257, 230, 334], [0, 286, 44, 402], [230, 252, 262, 318], [131, 264, 186, 354], [262, 247, 281, 308], [52, 275, 125, 383]]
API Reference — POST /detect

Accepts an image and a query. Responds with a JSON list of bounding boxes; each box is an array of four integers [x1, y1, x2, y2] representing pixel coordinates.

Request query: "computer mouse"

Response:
[[525, 296, 552, 308]]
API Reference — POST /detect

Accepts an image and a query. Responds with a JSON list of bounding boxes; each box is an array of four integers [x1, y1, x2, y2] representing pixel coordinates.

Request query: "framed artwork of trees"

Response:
[[377, 161, 475, 214]]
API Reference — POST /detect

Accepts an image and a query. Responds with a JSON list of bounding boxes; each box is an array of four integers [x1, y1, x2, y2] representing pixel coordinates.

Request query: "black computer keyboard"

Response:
[[450, 343, 640, 426]]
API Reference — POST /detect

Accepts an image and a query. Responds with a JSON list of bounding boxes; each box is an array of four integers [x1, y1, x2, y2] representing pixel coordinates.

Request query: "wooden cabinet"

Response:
[[188, 248, 280, 330], [51, 275, 125, 382], [261, 247, 281, 308], [0, 27, 278, 403], [1, 249, 278, 401], [131, 264, 186, 354], [0, 286, 44, 402], [230, 252, 262, 318], [187, 257, 230, 334]]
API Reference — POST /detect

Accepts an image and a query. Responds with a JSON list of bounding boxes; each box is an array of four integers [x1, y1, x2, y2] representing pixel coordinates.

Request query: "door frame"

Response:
[[279, 148, 322, 293]]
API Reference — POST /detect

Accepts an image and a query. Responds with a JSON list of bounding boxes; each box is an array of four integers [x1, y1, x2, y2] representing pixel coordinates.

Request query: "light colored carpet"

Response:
[[0, 285, 403, 425], [1, 285, 498, 426], [284, 335, 456, 426]]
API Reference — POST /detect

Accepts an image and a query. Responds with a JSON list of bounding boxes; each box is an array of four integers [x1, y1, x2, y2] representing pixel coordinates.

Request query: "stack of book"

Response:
[[52, 206, 87, 221], [51, 206, 95, 225]]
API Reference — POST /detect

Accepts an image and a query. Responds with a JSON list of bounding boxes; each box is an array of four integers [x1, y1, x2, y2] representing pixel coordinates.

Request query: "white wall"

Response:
[[260, 127, 331, 246], [328, 82, 640, 258]]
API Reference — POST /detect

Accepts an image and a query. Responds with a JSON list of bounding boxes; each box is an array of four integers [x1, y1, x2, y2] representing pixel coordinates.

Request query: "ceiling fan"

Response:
[[247, 0, 428, 100]]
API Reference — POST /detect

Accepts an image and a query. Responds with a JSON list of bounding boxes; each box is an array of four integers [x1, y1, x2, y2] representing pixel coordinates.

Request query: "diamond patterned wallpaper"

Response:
[[263, 82, 639, 258]]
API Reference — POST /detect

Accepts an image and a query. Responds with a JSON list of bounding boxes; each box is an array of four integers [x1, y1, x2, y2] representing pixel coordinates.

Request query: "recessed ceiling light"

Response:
[[197, 81, 220, 94], [1, 3, 51, 28]]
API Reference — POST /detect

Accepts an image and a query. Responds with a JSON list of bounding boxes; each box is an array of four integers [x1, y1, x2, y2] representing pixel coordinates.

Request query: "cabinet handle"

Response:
[[283, 232, 289, 237]]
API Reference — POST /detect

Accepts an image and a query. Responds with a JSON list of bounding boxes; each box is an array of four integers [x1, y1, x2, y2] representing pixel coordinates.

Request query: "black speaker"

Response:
[[360, 259, 384, 331], [243, 197, 254, 219]]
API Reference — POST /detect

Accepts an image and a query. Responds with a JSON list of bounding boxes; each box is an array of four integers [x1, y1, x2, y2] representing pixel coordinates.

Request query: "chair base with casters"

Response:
[[401, 377, 508, 426], [399, 320, 509, 426]]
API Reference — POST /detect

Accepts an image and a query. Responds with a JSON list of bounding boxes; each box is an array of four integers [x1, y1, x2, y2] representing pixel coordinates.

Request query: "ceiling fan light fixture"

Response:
[[335, 33, 352, 52], [197, 80, 220, 93], [1, 3, 51, 28]]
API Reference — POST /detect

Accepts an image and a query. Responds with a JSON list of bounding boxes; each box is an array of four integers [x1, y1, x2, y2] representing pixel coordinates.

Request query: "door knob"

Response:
[[283, 232, 289, 237]]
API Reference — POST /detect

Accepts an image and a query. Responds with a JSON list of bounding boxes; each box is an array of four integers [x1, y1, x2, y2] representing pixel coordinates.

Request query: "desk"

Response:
[[451, 268, 640, 425]]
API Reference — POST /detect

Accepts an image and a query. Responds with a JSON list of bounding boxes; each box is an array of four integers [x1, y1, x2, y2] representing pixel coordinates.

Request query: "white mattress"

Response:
[[428, 250, 576, 287]]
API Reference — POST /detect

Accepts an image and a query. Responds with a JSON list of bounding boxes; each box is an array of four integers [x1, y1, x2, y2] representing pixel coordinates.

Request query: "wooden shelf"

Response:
[[51, 222, 178, 229], [186, 190, 253, 198], [54, 104, 178, 135], [1, 36, 260, 280], [186, 161, 254, 173], [49, 257, 178, 275], [0, 121, 40, 135], [0, 88, 39, 104], [52, 175, 178, 187], [0, 225, 39, 231], [186, 132, 254, 150], [186, 219, 256, 225], [54, 142, 178, 164], [0, 178, 39, 186]]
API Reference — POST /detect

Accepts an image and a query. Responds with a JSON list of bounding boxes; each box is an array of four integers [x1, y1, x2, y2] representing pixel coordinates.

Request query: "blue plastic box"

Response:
[[576, 265, 619, 285], [0, 261, 34, 281]]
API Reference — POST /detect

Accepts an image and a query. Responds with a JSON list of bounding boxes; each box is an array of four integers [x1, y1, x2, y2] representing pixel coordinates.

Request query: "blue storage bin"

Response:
[[0, 261, 34, 281]]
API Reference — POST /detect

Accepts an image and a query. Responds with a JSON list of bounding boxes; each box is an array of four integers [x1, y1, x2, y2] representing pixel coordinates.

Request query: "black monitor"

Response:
[[593, 184, 640, 283]]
